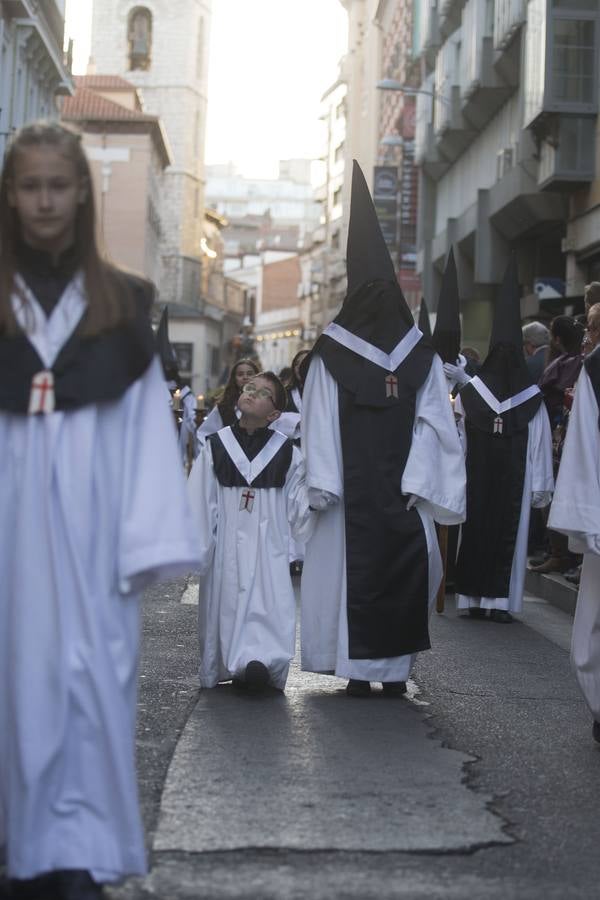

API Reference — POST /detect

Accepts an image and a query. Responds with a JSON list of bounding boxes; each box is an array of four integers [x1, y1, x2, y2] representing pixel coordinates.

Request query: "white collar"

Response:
[[291, 387, 302, 414], [323, 322, 422, 372], [12, 272, 86, 369], [468, 376, 541, 414], [217, 426, 288, 485]]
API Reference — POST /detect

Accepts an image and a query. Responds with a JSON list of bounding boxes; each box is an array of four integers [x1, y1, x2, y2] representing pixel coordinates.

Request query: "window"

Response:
[[551, 18, 595, 103], [196, 18, 205, 80], [128, 7, 152, 71], [210, 346, 220, 377], [172, 343, 193, 374], [333, 186, 342, 208]]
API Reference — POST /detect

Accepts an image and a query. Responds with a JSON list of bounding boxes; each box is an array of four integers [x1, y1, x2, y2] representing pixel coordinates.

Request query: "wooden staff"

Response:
[[436, 524, 449, 614]]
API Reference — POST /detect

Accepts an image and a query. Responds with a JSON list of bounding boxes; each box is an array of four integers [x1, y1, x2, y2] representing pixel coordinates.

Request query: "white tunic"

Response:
[[187, 434, 314, 690], [456, 400, 554, 613], [549, 368, 600, 718], [0, 286, 200, 882], [300, 354, 466, 682]]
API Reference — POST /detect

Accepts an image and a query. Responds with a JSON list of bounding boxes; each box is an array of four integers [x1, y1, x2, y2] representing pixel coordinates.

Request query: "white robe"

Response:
[[0, 285, 200, 882], [549, 368, 600, 718], [300, 354, 466, 682], [187, 436, 314, 690], [455, 400, 553, 614]]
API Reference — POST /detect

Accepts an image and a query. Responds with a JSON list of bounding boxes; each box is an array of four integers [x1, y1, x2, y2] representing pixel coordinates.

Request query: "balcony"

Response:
[[494, 0, 526, 51], [438, 0, 465, 39], [460, 0, 515, 129], [537, 115, 596, 192], [434, 85, 478, 162]]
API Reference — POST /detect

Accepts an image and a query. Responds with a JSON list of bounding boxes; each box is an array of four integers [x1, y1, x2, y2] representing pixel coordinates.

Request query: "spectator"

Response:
[[522, 321, 550, 381]]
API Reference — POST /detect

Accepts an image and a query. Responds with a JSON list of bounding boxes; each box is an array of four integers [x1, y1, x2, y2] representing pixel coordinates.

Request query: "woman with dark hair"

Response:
[[530, 316, 584, 575], [195, 358, 259, 451], [0, 123, 199, 897]]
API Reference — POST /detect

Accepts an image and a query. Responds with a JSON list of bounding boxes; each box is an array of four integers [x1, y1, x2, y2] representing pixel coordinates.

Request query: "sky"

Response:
[[64, 0, 348, 179]]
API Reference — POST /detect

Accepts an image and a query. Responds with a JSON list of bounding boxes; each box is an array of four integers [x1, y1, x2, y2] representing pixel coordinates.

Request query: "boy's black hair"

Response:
[[255, 371, 287, 412]]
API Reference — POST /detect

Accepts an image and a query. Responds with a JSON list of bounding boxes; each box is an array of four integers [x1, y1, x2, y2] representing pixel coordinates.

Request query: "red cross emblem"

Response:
[[239, 488, 256, 512], [493, 416, 504, 435], [385, 373, 399, 399], [28, 370, 55, 415]]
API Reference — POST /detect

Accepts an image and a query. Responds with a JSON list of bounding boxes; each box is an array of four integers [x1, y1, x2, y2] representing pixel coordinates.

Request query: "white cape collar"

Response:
[[217, 426, 288, 485], [468, 376, 541, 414], [12, 272, 86, 369], [323, 322, 422, 372]]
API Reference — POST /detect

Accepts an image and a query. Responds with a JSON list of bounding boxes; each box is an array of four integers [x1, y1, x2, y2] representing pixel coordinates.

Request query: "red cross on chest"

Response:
[[493, 416, 504, 435], [28, 370, 55, 415], [239, 488, 256, 512], [385, 373, 399, 399]]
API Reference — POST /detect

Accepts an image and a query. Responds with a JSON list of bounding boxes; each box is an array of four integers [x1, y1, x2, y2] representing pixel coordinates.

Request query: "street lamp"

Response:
[[380, 135, 404, 147], [376, 79, 451, 106]]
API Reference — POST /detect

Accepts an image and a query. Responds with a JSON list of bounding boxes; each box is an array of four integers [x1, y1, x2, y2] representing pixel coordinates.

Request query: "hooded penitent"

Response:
[[418, 297, 432, 341], [455, 255, 543, 599], [432, 247, 461, 364], [310, 160, 434, 660]]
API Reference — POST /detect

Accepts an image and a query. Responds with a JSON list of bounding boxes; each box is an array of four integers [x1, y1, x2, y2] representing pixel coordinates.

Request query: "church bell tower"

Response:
[[91, 0, 212, 305]]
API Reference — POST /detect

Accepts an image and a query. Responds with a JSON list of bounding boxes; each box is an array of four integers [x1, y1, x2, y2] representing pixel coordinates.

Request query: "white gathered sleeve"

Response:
[[285, 446, 316, 544], [528, 402, 554, 505], [549, 369, 600, 555], [274, 411, 301, 440], [301, 355, 344, 500], [187, 442, 219, 574], [402, 355, 466, 525], [118, 358, 201, 594]]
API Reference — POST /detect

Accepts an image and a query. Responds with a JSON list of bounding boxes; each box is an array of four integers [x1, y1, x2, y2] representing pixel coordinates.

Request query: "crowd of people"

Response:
[[2, 122, 600, 900]]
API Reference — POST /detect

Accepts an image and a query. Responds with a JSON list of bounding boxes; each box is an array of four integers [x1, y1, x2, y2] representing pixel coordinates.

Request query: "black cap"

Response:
[[418, 297, 432, 339]]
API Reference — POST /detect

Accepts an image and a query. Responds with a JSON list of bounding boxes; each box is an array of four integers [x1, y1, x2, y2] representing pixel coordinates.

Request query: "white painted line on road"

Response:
[[181, 583, 199, 605]]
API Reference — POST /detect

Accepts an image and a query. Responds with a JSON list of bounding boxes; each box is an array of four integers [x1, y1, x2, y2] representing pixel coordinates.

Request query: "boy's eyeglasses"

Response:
[[241, 382, 275, 404]]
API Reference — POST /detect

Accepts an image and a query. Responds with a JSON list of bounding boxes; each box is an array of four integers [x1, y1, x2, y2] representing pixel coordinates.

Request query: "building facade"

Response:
[[62, 75, 170, 288], [90, 0, 211, 307], [0, 0, 72, 157], [412, 0, 599, 343]]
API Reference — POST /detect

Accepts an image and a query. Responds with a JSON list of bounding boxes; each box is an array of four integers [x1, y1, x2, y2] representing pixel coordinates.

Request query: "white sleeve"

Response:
[[118, 357, 200, 593], [285, 446, 317, 543], [549, 369, 600, 554], [187, 441, 219, 574], [402, 355, 466, 525], [528, 404, 554, 505], [272, 411, 301, 440], [301, 356, 344, 501]]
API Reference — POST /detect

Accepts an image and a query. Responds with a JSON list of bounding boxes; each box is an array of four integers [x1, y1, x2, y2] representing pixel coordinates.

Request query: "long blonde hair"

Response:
[[0, 121, 135, 336]]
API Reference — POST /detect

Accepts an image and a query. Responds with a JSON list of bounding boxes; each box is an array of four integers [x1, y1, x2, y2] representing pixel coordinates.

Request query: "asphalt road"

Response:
[[106, 580, 600, 900]]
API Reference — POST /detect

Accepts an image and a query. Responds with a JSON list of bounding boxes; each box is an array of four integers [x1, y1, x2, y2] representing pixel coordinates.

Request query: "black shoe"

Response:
[[467, 607, 487, 619], [593, 721, 600, 744], [289, 560, 303, 577], [382, 681, 407, 697], [56, 871, 104, 899], [490, 610, 513, 624], [345, 679, 371, 698], [244, 660, 270, 691]]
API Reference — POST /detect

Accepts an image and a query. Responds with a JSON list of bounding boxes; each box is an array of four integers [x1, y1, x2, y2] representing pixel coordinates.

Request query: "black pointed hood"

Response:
[[330, 160, 415, 354], [432, 247, 461, 364], [460, 254, 541, 433], [418, 297, 432, 340], [156, 305, 179, 381], [310, 161, 433, 405]]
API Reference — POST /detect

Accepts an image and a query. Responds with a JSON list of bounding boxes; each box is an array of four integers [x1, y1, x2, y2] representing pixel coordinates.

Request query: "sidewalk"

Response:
[[525, 569, 578, 616]]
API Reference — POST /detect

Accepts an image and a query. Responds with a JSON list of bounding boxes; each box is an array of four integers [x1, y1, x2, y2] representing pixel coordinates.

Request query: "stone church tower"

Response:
[[91, 0, 212, 305]]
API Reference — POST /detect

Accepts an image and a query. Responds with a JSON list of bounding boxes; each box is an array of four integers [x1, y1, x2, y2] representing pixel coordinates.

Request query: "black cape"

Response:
[[0, 271, 155, 415], [208, 424, 293, 489]]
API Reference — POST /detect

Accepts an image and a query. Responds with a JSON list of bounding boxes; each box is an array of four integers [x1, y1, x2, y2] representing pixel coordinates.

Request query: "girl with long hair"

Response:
[[195, 357, 259, 451], [0, 122, 198, 898]]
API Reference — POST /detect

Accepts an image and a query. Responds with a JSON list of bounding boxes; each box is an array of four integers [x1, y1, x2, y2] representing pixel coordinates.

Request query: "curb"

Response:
[[525, 569, 577, 617]]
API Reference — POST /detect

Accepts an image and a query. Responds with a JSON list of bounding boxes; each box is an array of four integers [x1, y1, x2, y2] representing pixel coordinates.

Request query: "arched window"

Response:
[[128, 7, 152, 71], [196, 17, 204, 80]]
